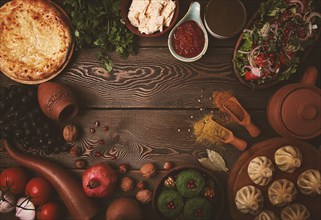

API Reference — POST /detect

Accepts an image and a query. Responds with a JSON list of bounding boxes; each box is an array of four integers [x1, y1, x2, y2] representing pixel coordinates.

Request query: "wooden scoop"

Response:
[[202, 117, 248, 151], [222, 96, 261, 138]]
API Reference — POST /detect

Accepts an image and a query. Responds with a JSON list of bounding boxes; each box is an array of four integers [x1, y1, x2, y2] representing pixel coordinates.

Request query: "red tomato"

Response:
[[244, 71, 260, 81], [25, 177, 54, 205], [0, 167, 30, 194], [38, 201, 62, 220]]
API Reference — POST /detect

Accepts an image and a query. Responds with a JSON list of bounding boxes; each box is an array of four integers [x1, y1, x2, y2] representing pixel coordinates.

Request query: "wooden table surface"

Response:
[[1, 0, 320, 219]]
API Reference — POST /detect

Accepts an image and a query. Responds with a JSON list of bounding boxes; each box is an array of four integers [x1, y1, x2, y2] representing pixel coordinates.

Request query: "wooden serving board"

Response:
[[227, 137, 321, 220]]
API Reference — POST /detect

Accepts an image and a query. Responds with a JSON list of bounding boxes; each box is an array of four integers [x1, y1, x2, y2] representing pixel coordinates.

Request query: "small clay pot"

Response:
[[267, 67, 321, 139], [38, 82, 79, 122]]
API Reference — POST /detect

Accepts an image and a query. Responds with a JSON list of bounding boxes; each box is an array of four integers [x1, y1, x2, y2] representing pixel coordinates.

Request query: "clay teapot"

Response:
[[267, 67, 321, 139], [38, 82, 79, 122]]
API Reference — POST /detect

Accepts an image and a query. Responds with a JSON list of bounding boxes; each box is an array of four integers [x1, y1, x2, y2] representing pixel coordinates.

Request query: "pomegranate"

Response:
[[82, 162, 117, 198]]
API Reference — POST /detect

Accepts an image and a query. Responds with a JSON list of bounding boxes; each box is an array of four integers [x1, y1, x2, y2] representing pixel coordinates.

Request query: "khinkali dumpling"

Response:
[[297, 169, 321, 196], [255, 210, 279, 220], [281, 204, 310, 220], [274, 146, 302, 173], [235, 185, 263, 215], [268, 179, 297, 207], [248, 156, 274, 186]]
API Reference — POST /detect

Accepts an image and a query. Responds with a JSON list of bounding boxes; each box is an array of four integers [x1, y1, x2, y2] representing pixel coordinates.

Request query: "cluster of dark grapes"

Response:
[[0, 85, 69, 154]]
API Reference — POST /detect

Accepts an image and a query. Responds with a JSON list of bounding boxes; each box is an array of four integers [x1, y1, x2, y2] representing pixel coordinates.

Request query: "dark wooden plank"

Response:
[[1, 109, 320, 170], [2, 48, 319, 109]]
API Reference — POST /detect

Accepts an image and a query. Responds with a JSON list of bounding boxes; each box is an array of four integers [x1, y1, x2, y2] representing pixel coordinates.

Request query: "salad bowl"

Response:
[[233, 0, 321, 89]]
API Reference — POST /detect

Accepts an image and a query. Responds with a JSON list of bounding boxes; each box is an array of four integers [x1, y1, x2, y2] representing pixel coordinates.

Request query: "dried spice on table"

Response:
[[193, 115, 228, 145]]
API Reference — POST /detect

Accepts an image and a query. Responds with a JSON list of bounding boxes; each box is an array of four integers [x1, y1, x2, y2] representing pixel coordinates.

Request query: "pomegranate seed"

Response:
[[98, 139, 104, 145], [104, 126, 109, 131], [95, 121, 100, 127], [89, 128, 95, 133]]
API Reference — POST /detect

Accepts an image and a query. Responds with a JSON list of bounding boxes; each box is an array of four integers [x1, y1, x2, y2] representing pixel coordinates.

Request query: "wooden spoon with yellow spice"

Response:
[[194, 115, 247, 151]]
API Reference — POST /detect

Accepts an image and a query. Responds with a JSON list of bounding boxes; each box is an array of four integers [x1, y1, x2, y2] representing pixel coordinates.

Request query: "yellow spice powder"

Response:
[[193, 115, 229, 144]]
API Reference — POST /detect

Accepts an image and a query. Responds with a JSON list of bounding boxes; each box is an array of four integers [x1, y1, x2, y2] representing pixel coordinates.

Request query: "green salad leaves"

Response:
[[63, 0, 138, 72], [234, 0, 320, 86]]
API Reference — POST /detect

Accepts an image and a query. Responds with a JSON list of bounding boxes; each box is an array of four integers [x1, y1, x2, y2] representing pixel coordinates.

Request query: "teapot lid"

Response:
[[281, 87, 321, 138]]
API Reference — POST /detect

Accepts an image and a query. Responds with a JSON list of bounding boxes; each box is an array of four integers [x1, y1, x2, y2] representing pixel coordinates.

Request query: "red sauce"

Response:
[[172, 20, 205, 58]]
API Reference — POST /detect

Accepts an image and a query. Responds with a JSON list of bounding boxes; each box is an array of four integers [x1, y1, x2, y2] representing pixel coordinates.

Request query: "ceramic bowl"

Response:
[[120, 0, 180, 38], [204, 0, 246, 39], [168, 2, 209, 62], [152, 165, 225, 220]]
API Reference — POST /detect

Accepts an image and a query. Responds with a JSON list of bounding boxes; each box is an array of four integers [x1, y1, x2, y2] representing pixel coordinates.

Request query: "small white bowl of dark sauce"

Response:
[[204, 0, 247, 39], [168, 2, 209, 62]]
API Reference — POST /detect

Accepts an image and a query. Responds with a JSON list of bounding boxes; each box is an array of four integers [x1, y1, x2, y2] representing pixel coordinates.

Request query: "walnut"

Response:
[[136, 189, 152, 204], [120, 176, 134, 192], [139, 163, 157, 178], [63, 124, 78, 142]]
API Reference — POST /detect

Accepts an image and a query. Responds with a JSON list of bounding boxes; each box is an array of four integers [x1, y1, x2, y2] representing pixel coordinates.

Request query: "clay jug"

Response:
[[267, 67, 320, 139], [38, 82, 79, 122]]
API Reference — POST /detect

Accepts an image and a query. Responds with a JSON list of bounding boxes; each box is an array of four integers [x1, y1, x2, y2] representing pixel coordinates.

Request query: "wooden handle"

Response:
[[229, 136, 247, 151], [245, 121, 261, 137], [300, 66, 318, 85]]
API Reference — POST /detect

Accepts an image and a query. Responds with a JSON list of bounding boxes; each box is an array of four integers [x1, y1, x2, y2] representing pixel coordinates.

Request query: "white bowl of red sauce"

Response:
[[168, 2, 209, 62]]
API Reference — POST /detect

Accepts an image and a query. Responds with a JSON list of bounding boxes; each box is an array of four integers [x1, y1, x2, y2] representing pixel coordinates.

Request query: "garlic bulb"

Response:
[[0, 190, 16, 213], [16, 197, 35, 220]]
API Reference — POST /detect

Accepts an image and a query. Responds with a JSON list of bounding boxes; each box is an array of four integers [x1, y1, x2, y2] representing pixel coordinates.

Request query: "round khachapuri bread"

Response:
[[0, 0, 72, 82]]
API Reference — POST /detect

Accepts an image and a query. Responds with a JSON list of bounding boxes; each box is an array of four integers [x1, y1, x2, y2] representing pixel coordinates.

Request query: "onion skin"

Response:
[[3, 139, 99, 220]]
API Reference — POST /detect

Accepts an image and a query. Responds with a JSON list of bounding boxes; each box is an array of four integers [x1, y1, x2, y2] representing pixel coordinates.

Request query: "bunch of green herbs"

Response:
[[63, 0, 138, 72]]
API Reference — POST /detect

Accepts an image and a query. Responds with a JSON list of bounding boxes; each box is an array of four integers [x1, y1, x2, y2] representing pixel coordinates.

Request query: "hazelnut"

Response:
[[139, 163, 157, 178], [119, 163, 130, 174], [163, 161, 173, 170], [136, 189, 152, 204], [120, 176, 134, 192], [69, 146, 82, 157], [136, 181, 146, 190], [63, 124, 79, 142], [74, 159, 87, 169]]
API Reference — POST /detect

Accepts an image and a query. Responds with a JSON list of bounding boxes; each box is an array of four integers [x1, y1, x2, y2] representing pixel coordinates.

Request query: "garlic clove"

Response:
[[0, 190, 16, 213], [16, 197, 36, 220]]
